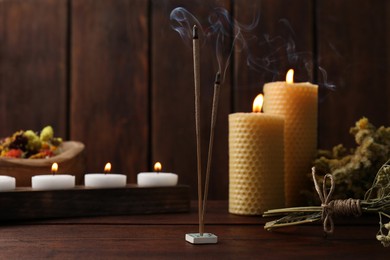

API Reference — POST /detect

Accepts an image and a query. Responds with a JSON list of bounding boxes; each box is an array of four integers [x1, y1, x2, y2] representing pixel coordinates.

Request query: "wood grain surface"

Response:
[[0, 0, 389, 200], [0, 0, 67, 138], [0, 201, 387, 259], [0, 185, 190, 220], [316, 0, 390, 149]]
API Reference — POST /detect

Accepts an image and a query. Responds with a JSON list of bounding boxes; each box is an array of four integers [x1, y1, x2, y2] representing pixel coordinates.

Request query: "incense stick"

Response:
[[192, 25, 204, 235], [202, 72, 221, 223]]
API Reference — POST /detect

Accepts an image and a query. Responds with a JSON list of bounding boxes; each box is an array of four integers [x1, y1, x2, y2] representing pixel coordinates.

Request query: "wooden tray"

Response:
[[0, 185, 190, 221], [0, 141, 86, 186]]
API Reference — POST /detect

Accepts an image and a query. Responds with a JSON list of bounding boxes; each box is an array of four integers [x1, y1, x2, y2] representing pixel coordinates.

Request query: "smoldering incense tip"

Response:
[[214, 72, 221, 85], [193, 25, 198, 39]]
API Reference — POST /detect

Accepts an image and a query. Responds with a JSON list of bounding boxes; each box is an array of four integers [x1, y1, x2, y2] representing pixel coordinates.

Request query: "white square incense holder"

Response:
[[185, 233, 218, 244]]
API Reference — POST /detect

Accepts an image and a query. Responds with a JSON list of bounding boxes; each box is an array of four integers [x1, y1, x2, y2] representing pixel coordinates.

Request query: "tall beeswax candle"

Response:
[[263, 69, 318, 206], [229, 94, 284, 215]]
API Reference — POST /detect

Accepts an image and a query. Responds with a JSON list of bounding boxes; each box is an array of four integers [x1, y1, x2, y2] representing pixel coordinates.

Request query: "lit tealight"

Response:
[[137, 162, 178, 187], [84, 162, 127, 188], [32, 163, 75, 190]]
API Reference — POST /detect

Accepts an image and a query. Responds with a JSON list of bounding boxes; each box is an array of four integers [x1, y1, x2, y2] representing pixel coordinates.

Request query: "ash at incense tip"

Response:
[[193, 25, 198, 39], [215, 72, 221, 84]]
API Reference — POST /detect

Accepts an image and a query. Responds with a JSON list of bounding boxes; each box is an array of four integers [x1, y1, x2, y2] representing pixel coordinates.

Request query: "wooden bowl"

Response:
[[0, 141, 86, 187]]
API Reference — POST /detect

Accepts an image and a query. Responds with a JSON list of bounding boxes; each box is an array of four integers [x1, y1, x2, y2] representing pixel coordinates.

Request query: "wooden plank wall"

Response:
[[0, 0, 68, 138], [317, 0, 390, 149], [71, 0, 149, 183], [0, 0, 389, 199]]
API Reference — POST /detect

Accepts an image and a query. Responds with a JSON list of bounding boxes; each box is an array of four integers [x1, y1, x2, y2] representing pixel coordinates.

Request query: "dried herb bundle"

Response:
[[264, 159, 390, 247], [304, 117, 390, 204]]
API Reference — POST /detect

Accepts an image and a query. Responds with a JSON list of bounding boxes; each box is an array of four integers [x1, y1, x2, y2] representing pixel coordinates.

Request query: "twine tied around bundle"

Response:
[[312, 167, 362, 234]]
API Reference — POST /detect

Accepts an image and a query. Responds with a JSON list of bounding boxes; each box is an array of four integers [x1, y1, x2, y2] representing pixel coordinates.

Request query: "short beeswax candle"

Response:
[[229, 94, 284, 215], [263, 69, 318, 206]]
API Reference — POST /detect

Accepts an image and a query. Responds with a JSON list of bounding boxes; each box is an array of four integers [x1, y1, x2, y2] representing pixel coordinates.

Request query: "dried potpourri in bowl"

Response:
[[0, 126, 63, 159], [0, 126, 86, 187]]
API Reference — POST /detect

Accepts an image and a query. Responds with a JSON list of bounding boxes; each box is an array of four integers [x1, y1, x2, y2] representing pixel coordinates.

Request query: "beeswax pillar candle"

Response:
[[229, 94, 284, 215], [263, 69, 318, 206]]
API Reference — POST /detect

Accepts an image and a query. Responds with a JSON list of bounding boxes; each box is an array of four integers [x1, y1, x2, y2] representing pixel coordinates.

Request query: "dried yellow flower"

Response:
[[304, 117, 390, 203]]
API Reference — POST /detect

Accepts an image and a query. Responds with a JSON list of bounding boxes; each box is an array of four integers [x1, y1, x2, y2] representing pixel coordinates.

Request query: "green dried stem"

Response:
[[263, 206, 321, 216], [264, 212, 321, 231]]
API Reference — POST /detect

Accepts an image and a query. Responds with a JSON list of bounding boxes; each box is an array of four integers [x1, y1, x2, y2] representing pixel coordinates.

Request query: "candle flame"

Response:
[[252, 94, 264, 113], [51, 162, 58, 175], [154, 162, 162, 172], [286, 69, 294, 84], [104, 162, 111, 173]]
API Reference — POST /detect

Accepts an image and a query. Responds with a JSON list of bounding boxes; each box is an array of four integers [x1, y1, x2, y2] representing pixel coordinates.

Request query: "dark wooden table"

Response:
[[0, 201, 388, 259]]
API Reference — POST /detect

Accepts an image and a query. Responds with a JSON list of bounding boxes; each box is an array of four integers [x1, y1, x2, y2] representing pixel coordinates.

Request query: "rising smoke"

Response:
[[170, 7, 335, 90]]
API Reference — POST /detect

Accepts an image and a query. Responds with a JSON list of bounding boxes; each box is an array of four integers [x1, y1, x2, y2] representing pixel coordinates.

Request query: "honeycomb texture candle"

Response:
[[229, 113, 284, 215], [263, 81, 318, 206]]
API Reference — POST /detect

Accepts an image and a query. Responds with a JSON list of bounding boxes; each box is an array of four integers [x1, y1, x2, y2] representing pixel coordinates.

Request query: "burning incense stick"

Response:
[[192, 25, 204, 235], [186, 25, 218, 245], [202, 72, 221, 222]]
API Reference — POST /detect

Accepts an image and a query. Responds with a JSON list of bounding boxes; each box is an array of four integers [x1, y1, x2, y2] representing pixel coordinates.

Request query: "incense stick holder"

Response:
[[185, 233, 218, 244]]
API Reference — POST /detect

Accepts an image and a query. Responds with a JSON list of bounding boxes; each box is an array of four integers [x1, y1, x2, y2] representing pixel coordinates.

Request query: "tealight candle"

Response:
[[32, 163, 75, 190], [137, 162, 178, 187], [84, 162, 127, 188], [0, 175, 16, 192]]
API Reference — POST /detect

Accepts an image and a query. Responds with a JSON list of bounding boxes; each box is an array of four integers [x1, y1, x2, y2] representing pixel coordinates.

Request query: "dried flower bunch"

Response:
[[0, 126, 62, 159], [304, 117, 390, 203]]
